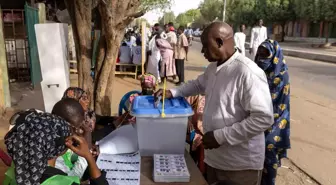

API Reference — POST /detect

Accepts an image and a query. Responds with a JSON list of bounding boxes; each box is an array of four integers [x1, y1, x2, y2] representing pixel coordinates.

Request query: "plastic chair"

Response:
[[118, 90, 141, 116]]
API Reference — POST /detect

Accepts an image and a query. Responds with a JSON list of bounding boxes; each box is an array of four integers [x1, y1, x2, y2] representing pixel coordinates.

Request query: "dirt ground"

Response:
[[0, 48, 330, 185]]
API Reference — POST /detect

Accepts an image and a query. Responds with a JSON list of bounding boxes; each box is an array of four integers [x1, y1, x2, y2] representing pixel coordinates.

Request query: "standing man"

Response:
[[250, 19, 267, 59], [234, 24, 246, 56], [186, 27, 194, 46], [155, 22, 273, 185], [175, 26, 189, 85]]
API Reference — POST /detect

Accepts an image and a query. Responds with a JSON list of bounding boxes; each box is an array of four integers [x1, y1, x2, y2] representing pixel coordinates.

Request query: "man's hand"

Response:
[[154, 89, 173, 102], [202, 131, 220, 149], [66, 135, 92, 159], [249, 48, 252, 55]]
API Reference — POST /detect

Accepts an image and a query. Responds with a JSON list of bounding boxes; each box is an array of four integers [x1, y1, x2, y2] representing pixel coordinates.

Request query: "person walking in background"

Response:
[[186, 27, 194, 46], [147, 32, 162, 83], [250, 19, 268, 59], [255, 39, 290, 185], [156, 32, 175, 82], [175, 26, 189, 85], [234, 24, 246, 56]]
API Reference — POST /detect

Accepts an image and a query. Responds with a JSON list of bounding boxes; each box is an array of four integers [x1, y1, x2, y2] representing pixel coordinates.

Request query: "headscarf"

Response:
[[5, 110, 72, 185], [138, 73, 157, 96], [63, 87, 96, 132], [139, 73, 157, 87], [255, 39, 290, 158]]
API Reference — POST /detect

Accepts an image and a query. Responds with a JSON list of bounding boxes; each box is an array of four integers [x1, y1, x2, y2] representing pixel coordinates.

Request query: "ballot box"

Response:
[[35, 23, 70, 112], [131, 96, 193, 156]]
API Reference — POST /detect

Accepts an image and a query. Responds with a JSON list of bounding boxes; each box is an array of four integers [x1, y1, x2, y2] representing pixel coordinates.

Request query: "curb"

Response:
[[193, 37, 336, 64]]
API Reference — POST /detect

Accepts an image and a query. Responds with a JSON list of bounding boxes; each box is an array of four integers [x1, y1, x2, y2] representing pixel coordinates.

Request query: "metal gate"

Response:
[[24, 4, 42, 87], [2, 9, 30, 82]]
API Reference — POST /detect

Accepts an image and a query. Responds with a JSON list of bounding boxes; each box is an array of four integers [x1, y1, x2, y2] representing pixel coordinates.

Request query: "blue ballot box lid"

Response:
[[131, 95, 193, 117]]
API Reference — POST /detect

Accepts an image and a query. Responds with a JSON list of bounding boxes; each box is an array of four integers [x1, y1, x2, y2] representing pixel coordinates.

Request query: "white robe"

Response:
[[250, 26, 267, 59], [146, 36, 161, 82], [234, 32, 246, 56]]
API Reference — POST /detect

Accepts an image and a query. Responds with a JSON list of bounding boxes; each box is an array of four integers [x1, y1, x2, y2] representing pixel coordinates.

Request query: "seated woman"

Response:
[[115, 73, 157, 127], [4, 109, 108, 185], [63, 87, 116, 143], [186, 95, 206, 176]]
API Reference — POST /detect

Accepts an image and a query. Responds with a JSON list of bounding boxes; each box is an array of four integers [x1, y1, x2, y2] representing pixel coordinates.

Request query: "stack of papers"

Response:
[[97, 151, 141, 185], [97, 124, 138, 155], [153, 154, 190, 183]]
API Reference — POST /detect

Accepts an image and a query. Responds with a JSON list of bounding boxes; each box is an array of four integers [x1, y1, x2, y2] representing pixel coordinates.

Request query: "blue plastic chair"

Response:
[[118, 90, 141, 116]]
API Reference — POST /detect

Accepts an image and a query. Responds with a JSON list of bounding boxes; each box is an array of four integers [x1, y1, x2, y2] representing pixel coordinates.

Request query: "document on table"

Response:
[[97, 151, 141, 185], [97, 124, 138, 155]]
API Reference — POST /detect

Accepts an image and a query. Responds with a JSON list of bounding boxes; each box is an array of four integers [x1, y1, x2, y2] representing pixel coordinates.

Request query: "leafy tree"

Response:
[[158, 11, 176, 25], [65, 0, 171, 115], [176, 9, 201, 28], [199, 0, 222, 22]]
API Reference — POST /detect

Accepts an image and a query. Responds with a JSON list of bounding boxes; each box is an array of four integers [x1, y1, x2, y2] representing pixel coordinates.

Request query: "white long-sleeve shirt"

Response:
[[250, 26, 268, 59], [171, 51, 273, 171], [234, 32, 246, 56]]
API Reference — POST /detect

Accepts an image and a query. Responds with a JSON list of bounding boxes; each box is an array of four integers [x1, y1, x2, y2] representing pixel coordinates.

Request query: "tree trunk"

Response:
[[281, 22, 286, 42], [65, 0, 94, 107], [94, 0, 142, 116], [325, 21, 329, 43]]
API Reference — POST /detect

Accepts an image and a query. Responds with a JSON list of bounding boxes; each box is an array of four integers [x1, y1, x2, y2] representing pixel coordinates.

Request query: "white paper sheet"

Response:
[[97, 124, 138, 155], [97, 152, 141, 185]]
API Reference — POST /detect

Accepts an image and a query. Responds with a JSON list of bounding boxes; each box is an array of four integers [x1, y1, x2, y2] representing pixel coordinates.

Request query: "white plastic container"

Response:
[[131, 96, 193, 156]]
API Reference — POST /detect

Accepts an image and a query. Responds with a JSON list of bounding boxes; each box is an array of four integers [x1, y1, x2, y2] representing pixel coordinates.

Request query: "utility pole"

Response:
[[222, 0, 227, 22]]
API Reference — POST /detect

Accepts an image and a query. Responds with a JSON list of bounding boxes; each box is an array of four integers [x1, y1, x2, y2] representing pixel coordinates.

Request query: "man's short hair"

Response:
[[168, 22, 174, 27], [52, 98, 85, 127], [178, 26, 185, 31], [154, 23, 160, 27]]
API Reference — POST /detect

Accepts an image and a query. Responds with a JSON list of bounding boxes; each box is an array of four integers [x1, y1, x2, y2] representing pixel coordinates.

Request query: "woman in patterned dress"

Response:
[[255, 39, 290, 185], [186, 95, 206, 175]]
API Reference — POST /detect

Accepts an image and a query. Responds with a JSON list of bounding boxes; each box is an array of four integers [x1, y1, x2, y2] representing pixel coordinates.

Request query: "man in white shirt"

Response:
[[155, 22, 273, 185], [234, 24, 246, 56], [250, 19, 268, 59]]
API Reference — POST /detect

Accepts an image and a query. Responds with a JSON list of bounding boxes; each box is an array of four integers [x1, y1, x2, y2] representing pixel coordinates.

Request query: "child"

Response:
[[4, 109, 108, 185], [51, 98, 90, 179], [131, 38, 142, 65]]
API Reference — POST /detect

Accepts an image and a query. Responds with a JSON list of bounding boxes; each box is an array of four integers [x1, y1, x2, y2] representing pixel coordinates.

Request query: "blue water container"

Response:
[[131, 96, 193, 156]]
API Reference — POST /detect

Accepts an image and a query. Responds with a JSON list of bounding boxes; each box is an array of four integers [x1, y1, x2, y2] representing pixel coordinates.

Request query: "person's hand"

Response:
[[154, 89, 173, 102], [202, 131, 220, 149], [249, 48, 252, 54], [91, 145, 100, 158], [66, 135, 92, 159]]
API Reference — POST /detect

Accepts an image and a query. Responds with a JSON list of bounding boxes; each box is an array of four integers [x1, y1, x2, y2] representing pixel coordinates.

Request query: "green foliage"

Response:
[[199, 0, 223, 22], [158, 11, 176, 25], [140, 0, 172, 11], [175, 9, 201, 27]]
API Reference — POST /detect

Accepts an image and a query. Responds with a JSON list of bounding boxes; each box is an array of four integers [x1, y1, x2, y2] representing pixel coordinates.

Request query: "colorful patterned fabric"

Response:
[[63, 87, 96, 132], [138, 73, 157, 87], [256, 39, 290, 185], [186, 95, 206, 174], [5, 110, 72, 185]]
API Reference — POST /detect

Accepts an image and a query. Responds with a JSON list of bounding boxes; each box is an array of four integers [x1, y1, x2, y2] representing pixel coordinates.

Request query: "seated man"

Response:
[[52, 98, 91, 179]]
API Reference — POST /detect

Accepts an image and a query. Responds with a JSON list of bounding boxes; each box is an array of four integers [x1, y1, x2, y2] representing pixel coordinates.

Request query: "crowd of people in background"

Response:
[[117, 22, 189, 86]]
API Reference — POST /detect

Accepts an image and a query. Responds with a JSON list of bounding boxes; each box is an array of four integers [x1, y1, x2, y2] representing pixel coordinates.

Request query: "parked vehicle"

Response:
[[193, 28, 203, 37]]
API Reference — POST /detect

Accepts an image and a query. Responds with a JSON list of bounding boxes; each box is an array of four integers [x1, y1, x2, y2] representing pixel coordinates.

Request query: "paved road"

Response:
[[190, 41, 336, 101], [186, 41, 336, 185]]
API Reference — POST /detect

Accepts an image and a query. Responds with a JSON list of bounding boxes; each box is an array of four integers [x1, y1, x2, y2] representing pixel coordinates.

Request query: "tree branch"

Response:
[[127, 10, 146, 19]]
